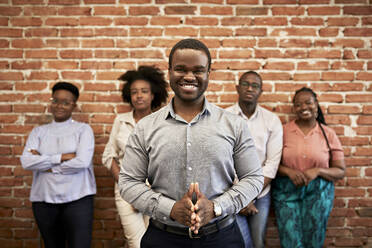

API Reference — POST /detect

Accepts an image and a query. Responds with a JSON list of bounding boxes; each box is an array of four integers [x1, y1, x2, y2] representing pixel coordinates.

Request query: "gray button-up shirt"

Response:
[[119, 98, 263, 227]]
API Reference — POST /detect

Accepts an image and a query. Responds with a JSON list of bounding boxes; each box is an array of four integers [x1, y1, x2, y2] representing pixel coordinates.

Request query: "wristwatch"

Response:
[[213, 201, 222, 217]]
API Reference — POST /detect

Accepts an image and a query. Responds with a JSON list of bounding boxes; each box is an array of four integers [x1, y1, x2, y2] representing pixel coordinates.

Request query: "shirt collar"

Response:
[[166, 97, 211, 120], [52, 117, 73, 126], [235, 103, 259, 121]]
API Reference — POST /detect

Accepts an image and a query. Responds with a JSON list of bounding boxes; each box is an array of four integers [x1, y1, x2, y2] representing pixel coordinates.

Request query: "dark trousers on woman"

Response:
[[141, 219, 244, 248], [32, 195, 94, 248]]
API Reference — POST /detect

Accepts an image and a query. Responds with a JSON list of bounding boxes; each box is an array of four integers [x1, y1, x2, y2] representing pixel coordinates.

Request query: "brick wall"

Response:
[[0, 0, 371, 247]]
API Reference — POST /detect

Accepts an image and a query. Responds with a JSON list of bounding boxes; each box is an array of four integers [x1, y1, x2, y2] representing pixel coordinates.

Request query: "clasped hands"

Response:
[[170, 182, 214, 234], [289, 167, 319, 187]]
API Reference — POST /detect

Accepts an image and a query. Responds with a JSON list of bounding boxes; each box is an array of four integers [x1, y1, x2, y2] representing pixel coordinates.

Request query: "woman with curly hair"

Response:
[[272, 87, 345, 248], [102, 66, 168, 248]]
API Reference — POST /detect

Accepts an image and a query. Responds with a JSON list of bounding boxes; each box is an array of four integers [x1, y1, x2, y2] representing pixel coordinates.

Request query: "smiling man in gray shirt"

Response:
[[118, 38, 263, 248]]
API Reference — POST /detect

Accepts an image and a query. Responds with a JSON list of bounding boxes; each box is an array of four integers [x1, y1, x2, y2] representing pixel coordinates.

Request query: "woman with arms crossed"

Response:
[[102, 66, 168, 248], [21, 82, 96, 248], [272, 87, 345, 248]]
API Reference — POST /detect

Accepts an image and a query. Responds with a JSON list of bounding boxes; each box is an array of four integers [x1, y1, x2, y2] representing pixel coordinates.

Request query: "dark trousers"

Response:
[[32, 195, 94, 248], [141, 220, 244, 248]]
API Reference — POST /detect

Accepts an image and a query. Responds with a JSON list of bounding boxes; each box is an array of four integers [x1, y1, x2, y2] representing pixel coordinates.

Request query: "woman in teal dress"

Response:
[[272, 87, 346, 248]]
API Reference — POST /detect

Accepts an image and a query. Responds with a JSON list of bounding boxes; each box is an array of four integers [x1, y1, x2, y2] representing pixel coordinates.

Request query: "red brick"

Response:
[[81, 104, 114, 113], [344, 6, 372, 15], [11, 17, 42, 26], [82, 39, 114, 48], [254, 17, 287, 26], [309, 49, 341, 58], [272, 6, 305, 15], [357, 116, 372, 125], [346, 94, 372, 103], [130, 50, 163, 58], [60, 50, 93, 59], [61, 71, 93, 80], [255, 49, 283, 58], [340, 137, 369, 146], [328, 105, 360, 114], [328, 17, 359, 26], [362, 17, 372, 25], [356, 72, 372, 81], [353, 127, 372, 135], [164, 6, 196, 15], [271, 28, 316, 36], [221, 17, 253, 26], [11, 61, 42, 70], [131, 28, 162, 37], [0, 17, 7, 26], [80, 17, 112, 26], [319, 28, 339, 37], [290, 17, 323, 26], [49, 0, 80, 4], [45, 17, 79, 26], [209, 71, 234, 81], [333, 38, 364, 48], [45, 39, 79, 48], [264, 61, 294, 70], [0, 7, 22, 16], [227, 0, 258, 3], [0, 72, 23, 81], [152, 17, 182, 25], [27, 71, 58, 80], [257, 38, 277, 47], [164, 27, 197, 37], [308, 7, 341, 15], [25, 50, 56, 59], [236, 28, 267, 36], [24, 6, 58, 16], [58, 6, 91, 16], [201, 6, 233, 15], [13, 105, 45, 113], [363, 106, 372, 114], [25, 28, 58, 37], [94, 50, 128, 59], [81, 61, 112, 70], [236, 7, 268, 15], [279, 39, 312, 48], [192, 0, 223, 3], [219, 50, 252, 59], [322, 72, 354, 81], [96, 72, 124, 81], [46, 61, 78, 70], [222, 39, 256, 48], [113, 61, 136, 70], [293, 73, 321, 81], [84, 0, 115, 3], [344, 28, 372, 37], [129, 6, 160, 15], [94, 6, 126, 15], [12, 39, 43, 48], [0, 115, 18, 123], [345, 158, 371, 167], [212, 61, 261, 70], [354, 148, 372, 156], [297, 61, 329, 70], [318, 94, 343, 103], [61, 28, 94, 37], [357, 50, 372, 59], [261, 73, 292, 81]]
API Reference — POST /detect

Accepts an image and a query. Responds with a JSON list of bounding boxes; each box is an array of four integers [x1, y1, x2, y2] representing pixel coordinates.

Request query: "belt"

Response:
[[150, 215, 235, 239]]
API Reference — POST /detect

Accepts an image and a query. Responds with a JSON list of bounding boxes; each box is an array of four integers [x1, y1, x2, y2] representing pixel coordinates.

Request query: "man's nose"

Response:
[[184, 71, 195, 81]]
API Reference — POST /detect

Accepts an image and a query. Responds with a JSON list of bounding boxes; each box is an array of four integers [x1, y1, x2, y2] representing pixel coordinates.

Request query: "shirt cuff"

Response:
[[262, 165, 277, 179], [51, 154, 61, 165], [155, 196, 176, 223]]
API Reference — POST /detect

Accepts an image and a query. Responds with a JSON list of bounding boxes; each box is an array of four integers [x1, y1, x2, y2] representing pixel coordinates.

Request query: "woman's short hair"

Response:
[[120, 66, 168, 109], [52, 82, 79, 101]]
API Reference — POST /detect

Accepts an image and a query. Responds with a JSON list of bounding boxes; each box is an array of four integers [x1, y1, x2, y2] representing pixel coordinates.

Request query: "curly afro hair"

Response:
[[120, 66, 168, 109]]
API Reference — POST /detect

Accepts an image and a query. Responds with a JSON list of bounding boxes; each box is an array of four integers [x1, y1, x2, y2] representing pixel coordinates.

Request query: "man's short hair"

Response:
[[168, 38, 211, 71], [239, 71, 262, 85], [52, 82, 79, 101]]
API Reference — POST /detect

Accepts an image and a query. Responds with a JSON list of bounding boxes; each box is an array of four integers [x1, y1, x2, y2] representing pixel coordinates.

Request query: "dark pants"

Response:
[[141, 220, 244, 248], [32, 195, 94, 248]]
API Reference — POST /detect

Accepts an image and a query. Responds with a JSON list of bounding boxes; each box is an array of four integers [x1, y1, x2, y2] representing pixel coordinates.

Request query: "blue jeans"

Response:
[[236, 193, 271, 248]]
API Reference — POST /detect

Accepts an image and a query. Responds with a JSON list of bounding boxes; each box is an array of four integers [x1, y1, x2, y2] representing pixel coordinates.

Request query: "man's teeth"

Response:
[[182, 84, 196, 88]]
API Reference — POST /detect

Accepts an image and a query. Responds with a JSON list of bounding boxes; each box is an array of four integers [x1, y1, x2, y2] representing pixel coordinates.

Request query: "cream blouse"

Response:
[[102, 111, 135, 170]]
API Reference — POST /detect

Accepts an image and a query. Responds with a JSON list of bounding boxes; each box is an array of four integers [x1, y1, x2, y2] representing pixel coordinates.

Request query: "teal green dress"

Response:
[[272, 176, 334, 248]]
